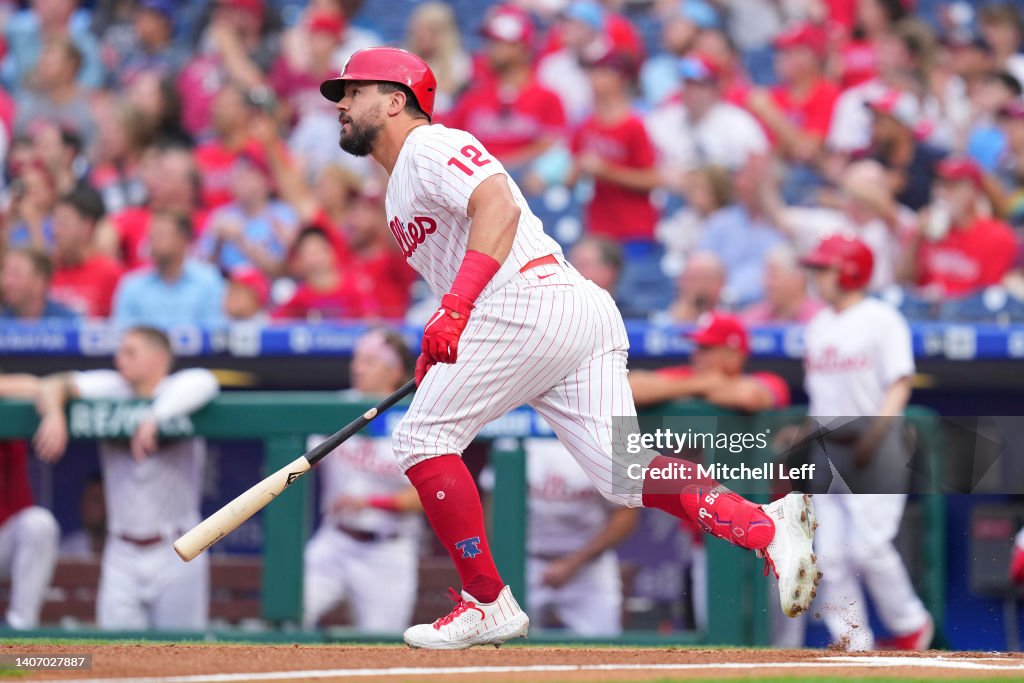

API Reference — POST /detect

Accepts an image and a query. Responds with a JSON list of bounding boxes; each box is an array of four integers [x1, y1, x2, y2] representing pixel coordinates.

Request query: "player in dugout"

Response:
[[303, 328, 424, 632], [33, 326, 219, 631], [320, 46, 818, 650]]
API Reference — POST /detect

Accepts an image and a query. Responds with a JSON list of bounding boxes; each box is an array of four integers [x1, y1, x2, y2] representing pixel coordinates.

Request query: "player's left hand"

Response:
[[422, 293, 473, 364], [541, 555, 583, 588], [131, 417, 160, 461], [415, 353, 434, 386]]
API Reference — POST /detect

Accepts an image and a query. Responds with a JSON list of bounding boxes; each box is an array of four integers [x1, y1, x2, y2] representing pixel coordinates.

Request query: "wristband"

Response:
[[449, 249, 501, 303], [367, 495, 402, 513]]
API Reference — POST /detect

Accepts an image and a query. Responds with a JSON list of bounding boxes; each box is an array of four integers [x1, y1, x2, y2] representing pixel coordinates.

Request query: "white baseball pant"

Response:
[[303, 527, 418, 631], [527, 550, 623, 636], [97, 536, 209, 630], [0, 507, 59, 629], [393, 261, 644, 507], [814, 493, 930, 649]]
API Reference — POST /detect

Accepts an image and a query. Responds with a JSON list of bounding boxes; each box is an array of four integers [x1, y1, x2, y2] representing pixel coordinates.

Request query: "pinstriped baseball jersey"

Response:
[[385, 123, 649, 508], [385, 124, 562, 298]]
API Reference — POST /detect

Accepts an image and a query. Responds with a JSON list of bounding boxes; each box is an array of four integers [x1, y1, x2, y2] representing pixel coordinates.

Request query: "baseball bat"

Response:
[[174, 379, 417, 562]]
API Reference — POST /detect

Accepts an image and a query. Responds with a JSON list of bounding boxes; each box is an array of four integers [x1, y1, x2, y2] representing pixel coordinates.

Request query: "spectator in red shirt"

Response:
[[904, 158, 1017, 297], [176, 0, 275, 138], [447, 5, 566, 170], [629, 313, 790, 412], [105, 146, 210, 270], [568, 50, 659, 242], [746, 22, 841, 164], [193, 84, 263, 209], [50, 185, 123, 317], [836, 0, 910, 89], [0, 373, 59, 631], [342, 190, 414, 320], [272, 226, 361, 321]]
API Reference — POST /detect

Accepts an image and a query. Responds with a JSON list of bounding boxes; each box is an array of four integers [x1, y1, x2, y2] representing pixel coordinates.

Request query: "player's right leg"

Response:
[[849, 494, 932, 650], [815, 495, 873, 650]]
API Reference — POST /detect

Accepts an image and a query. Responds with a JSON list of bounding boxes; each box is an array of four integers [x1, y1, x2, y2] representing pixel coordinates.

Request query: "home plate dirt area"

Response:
[[5, 645, 1024, 683]]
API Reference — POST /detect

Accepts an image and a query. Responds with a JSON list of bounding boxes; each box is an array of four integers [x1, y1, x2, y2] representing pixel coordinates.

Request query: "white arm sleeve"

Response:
[[150, 368, 220, 421], [878, 309, 915, 386], [72, 370, 134, 399]]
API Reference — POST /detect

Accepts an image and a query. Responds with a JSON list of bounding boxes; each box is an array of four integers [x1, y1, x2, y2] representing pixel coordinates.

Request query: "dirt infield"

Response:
[[4, 644, 1024, 682]]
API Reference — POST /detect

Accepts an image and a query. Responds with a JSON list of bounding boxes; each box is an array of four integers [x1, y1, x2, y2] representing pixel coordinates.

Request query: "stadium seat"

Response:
[[939, 287, 1011, 323]]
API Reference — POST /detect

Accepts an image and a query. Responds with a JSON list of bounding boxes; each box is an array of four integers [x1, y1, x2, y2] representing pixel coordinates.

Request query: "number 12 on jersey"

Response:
[[447, 145, 492, 176]]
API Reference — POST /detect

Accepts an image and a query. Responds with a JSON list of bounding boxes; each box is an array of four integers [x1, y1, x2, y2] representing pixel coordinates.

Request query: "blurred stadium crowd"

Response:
[[2, 0, 1024, 326]]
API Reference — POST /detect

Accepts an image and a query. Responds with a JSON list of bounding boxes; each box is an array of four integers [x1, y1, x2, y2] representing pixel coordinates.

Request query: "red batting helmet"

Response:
[[800, 234, 874, 290], [319, 47, 437, 120]]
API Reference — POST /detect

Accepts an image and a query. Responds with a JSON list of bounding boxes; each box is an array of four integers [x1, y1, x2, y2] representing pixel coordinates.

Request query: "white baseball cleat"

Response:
[[760, 492, 821, 618], [404, 585, 529, 650]]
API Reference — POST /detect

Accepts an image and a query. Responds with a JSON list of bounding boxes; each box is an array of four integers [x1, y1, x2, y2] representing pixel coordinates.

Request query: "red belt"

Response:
[[117, 533, 164, 547], [519, 254, 559, 273]]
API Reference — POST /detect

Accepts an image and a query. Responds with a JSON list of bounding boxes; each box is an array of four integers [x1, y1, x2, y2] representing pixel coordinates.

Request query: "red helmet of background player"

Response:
[[319, 47, 438, 120], [800, 234, 874, 291]]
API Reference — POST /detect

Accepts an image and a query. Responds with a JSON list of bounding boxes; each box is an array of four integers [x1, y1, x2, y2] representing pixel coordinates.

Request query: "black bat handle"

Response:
[[304, 379, 417, 467]]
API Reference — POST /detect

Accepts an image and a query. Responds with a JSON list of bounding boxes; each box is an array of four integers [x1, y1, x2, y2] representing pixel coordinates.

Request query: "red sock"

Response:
[[405, 455, 504, 602], [641, 455, 774, 550]]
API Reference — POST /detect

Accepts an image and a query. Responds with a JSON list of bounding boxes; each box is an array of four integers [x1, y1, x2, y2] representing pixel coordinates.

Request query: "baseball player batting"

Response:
[[319, 47, 819, 650]]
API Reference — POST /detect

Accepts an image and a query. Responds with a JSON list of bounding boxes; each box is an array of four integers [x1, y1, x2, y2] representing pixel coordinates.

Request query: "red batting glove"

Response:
[[415, 353, 434, 386], [422, 293, 473, 364]]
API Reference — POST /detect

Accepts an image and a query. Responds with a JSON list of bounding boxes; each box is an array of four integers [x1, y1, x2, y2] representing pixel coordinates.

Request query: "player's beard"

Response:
[[339, 106, 384, 157]]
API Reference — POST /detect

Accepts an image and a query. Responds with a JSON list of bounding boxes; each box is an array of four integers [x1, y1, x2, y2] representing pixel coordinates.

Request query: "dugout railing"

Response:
[[0, 396, 945, 645]]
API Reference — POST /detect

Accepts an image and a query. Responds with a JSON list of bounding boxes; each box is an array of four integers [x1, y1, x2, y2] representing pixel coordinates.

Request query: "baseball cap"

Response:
[[677, 0, 721, 30], [688, 313, 750, 354], [308, 10, 346, 37], [480, 5, 535, 45], [865, 89, 921, 129], [564, 1, 605, 31], [230, 268, 269, 308], [936, 158, 984, 189], [139, 0, 175, 21], [678, 54, 720, 83], [583, 48, 637, 78], [773, 22, 828, 58]]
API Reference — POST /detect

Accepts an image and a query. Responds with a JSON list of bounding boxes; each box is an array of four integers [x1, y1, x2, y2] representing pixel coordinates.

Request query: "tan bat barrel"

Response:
[[173, 455, 312, 561]]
